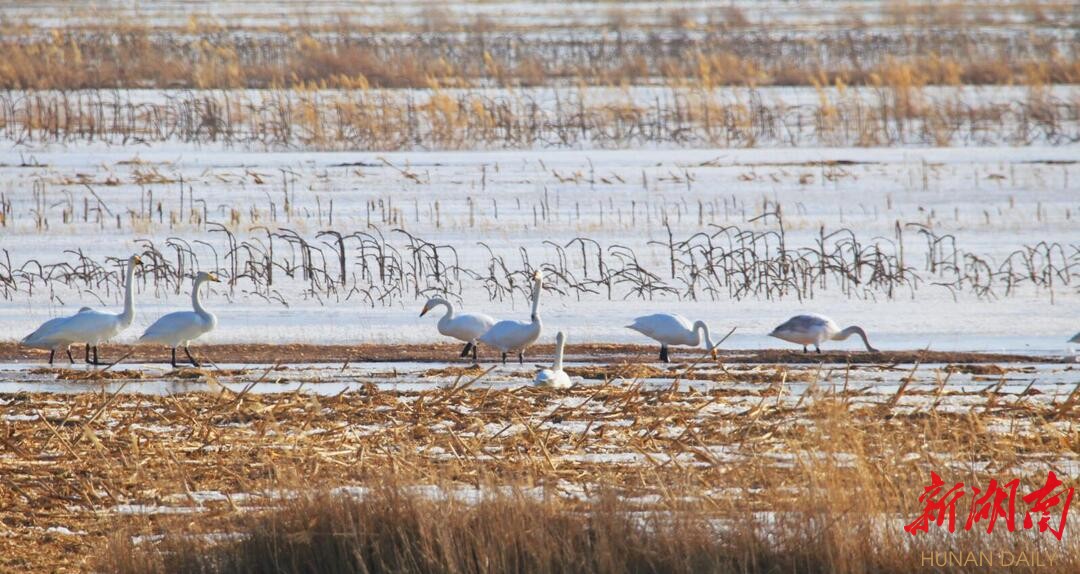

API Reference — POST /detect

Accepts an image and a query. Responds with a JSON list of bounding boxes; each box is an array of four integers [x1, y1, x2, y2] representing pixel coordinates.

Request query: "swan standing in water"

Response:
[[769, 313, 879, 353], [626, 313, 718, 363], [20, 307, 93, 364], [478, 271, 543, 364], [21, 255, 143, 365], [139, 272, 221, 367], [534, 331, 571, 388], [419, 297, 495, 362]]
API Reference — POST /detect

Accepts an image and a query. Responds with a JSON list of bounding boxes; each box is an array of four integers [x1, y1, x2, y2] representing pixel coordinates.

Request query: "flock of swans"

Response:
[[18, 254, 1079, 386], [22, 256, 219, 368]]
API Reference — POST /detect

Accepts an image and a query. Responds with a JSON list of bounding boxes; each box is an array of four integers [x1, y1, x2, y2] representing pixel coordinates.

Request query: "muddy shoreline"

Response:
[[0, 342, 1067, 366]]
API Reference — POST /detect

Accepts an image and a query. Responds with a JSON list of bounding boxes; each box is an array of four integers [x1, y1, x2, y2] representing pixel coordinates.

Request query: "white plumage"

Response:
[[21, 255, 143, 365], [478, 271, 544, 364], [419, 297, 495, 361], [626, 313, 717, 363], [769, 313, 878, 353], [20, 307, 93, 364], [139, 272, 221, 367], [534, 331, 572, 388]]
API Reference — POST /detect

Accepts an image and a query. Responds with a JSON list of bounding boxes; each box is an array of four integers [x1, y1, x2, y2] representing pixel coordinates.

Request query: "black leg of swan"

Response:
[[659, 345, 669, 363], [501, 352, 507, 365], [472, 344, 479, 363], [85, 344, 91, 363], [815, 345, 822, 354], [802, 345, 807, 354], [48, 350, 55, 365], [518, 351, 524, 365], [459, 342, 473, 358], [170, 348, 178, 368], [66, 347, 75, 364], [184, 347, 200, 367], [90, 346, 102, 366]]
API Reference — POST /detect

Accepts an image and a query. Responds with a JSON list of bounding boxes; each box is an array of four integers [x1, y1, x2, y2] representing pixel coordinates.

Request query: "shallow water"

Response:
[[0, 361, 1074, 397]]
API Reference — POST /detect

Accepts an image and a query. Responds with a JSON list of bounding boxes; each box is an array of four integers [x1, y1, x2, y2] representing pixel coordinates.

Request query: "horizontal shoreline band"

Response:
[[0, 343, 1064, 366]]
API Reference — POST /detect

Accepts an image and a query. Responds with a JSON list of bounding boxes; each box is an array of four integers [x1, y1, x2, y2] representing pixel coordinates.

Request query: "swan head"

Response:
[[419, 298, 436, 317], [131, 255, 144, 267], [532, 270, 543, 285], [196, 271, 221, 283]]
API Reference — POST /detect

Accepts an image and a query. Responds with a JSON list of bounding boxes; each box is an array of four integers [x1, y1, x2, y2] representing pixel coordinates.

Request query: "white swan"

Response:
[[769, 313, 878, 353], [626, 313, 718, 363], [20, 307, 93, 364], [419, 297, 495, 361], [1070, 332, 1080, 344], [478, 271, 543, 364], [534, 331, 571, 388], [21, 255, 143, 365], [139, 272, 221, 367]]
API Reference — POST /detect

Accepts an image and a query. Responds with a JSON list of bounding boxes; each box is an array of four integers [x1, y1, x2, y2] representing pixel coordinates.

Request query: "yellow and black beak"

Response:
[[419, 304, 431, 317], [133, 255, 144, 266], [208, 273, 221, 283]]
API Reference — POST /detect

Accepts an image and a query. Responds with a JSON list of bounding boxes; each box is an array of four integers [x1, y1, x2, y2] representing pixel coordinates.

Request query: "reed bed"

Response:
[[1, 216, 1075, 308], [0, 361, 1075, 570], [1, 4, 1077, 91], [1, 84, 1076, 149]]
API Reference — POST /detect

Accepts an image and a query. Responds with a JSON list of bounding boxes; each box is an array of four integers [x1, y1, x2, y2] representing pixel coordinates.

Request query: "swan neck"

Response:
[[694, 321, 713, 349], [553, 334, 565, 371], [837, 326, 872, 350], [120, 259, 136, 324], [529, 280, 541, 322], [437, 298, 454, 319], [192, 277, 210, 317]]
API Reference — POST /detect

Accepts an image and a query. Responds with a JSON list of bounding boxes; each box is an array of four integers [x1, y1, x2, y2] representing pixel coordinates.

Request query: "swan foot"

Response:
[[48, 350, 55, 365], [659, 345, 669, 363], [66, 347, 75, 364], [88, 345, 105, 366], [518, 352, 524, 365], [171, 348, 178, 369], [184, 347, 201, 368], [501, 352, 507, 365], [459, 341, 473, 359], [802, 345, 807, 354], [815, 345, 822, 355], [472, 343, 479, 363]]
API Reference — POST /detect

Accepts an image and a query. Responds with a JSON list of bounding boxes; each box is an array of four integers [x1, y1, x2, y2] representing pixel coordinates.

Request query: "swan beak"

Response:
[[208, 273, 221, 283], [132, 256, 144, 266], [419, 304, 430, 317]]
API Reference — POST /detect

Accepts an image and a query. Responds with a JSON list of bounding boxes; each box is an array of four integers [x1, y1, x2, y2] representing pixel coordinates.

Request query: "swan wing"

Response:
[[37, 310, 122, 344], [22, 306, 102, 346], [534, 368, 556, 384], [22, 315, 76, 346], [478, 319, 541, 352], [535, 369, 571, 388], [446, 313, 497, 341], [627, 313, 693, 345], [140, 312, 210, 346], [772, 314, 831, 335]]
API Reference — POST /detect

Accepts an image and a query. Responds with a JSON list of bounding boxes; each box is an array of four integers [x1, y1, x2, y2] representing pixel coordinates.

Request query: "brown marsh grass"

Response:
[[0, 4, 1076, 91], [0, 360, 1076, 570], [1, 84, 1076, 150], [99, 395, 1080, 573]]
